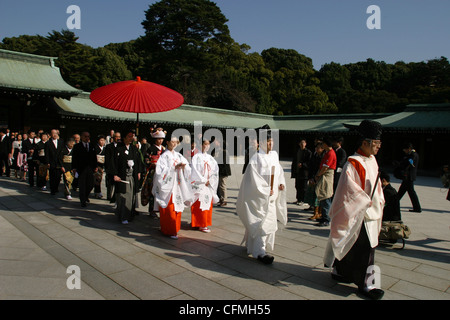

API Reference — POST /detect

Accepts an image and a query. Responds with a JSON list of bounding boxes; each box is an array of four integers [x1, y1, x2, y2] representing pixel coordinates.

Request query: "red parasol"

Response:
[[90, 76, 184, 136]]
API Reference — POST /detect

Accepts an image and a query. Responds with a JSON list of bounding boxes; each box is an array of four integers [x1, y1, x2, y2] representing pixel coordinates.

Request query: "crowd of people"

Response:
[[0, 126, 232, 235], [290, 133, 428, 227], [0, 122, 440, 300]]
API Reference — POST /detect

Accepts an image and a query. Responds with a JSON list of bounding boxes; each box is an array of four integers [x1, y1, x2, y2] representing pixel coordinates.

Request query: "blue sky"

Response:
[[0, 0, 449, 70]]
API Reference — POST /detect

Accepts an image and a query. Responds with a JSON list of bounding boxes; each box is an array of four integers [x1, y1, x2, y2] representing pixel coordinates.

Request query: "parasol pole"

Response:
[[136, 112, 140, 138]]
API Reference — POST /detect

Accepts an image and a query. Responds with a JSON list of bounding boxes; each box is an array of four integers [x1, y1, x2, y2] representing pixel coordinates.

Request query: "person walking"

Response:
[[72, 132, 97, 207], [0, 128, 12, 177], [61, 138, 75, 200], [104, 131, 122, 203], [211, 136, 231, 207], [324, 120, 385, 300], [112, 129, 143, 224], [397, 142, 421, 213], [314, 137, 336, 227], [332, 136, 347, 192], [191, 139, 219, 233], [21, 131, 38, 186], [291, 138, 312, 205], [45, 129, 64, 195], [236, 129, 287, 264], [94, 135, 107, 199], [35, 132, 49, 191], [152, 136, 193, 239]]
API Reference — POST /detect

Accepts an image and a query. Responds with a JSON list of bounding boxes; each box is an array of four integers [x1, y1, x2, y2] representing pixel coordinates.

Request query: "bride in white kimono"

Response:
[[152, 137, 193, 239], [236, 133, 287, 264], [190, 139, 219, 232]]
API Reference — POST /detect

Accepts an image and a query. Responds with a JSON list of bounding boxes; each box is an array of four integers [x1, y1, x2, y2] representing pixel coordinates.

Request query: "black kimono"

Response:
[[35, 140, 48, 188], [60, 146, 74, 196], [94, 144, 106, 194], [112, 143, 143, 222]]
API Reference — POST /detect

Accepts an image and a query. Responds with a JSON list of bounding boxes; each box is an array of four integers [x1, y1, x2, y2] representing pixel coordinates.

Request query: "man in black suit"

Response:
[[72, 131, 97, 207], [332, 136, 347, 192], [397, 142, 421, 213], [46, 129, 65, 195], [0, 128, 13, 177], [21, 130, 38, 186], [380, 171, 401, 221], [290, 138, 312, 205], [104, 131, 122, 202]]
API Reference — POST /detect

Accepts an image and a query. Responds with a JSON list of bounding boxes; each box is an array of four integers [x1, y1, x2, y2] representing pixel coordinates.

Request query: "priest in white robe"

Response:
[[152, 137, 193, 239], [190, 139, 219, 233], [324, 120, 385, 300], [236, 130, 287, 264]]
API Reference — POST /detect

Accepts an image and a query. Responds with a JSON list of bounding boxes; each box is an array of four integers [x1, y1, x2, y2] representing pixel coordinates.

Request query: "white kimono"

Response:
[[152, 150, 194, 213], [191, 152, 220, 210], [236, 150, 287, 258], [324, 152, 385, 266]]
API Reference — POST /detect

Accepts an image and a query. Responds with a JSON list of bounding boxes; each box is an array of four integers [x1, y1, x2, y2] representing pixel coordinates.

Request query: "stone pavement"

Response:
[[0, 159, 449, 300]]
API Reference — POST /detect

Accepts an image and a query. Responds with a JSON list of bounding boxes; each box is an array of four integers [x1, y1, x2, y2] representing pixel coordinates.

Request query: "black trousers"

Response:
[[49, 167, 62, 194], [295, 177, 308, 202], [397, 179, 421, 211], [28, 161, 37, 186], [334, 224, 375, 290], [78, 167, 94, 204], [106, 173, 116, 202], [0, 153, 10, 176]]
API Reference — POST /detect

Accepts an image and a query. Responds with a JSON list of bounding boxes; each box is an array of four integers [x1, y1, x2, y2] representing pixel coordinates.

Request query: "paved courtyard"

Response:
[[0, 159, 449, 300]]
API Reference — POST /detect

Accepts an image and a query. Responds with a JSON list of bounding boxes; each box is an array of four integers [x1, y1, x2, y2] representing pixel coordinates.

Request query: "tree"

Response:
[[104, 40, 146, 78], [1, 30, 133, 92], [261, 48, 336, 115], [139, 0, 233, 103], [94, 47, 133, 86]]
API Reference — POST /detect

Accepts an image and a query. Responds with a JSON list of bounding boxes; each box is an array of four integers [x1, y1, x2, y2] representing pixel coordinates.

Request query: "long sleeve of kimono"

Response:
[[152, 151, 193, 211], [191, 153, 219, 210], [236, 152, 287, 240], [324, 155, 384, 265]]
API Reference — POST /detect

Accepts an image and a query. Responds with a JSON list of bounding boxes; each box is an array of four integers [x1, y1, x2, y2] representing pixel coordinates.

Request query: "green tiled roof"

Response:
[[3, 49, 448, 133], [0, 49, 81, 98], [344, 104, 450, 133], [55, 92, 276, 129], [55, 92, 385, 132]]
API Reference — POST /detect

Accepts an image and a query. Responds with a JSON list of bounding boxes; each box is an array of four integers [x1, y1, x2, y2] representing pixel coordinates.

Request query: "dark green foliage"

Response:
[[1, 0, 449, 114]]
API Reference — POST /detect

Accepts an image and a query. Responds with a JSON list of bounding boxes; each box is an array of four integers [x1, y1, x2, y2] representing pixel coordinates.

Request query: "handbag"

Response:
[[379, 220, 411, 249]]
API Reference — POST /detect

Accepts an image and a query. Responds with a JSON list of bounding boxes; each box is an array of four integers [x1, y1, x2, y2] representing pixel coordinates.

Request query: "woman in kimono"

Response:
[[142, 127, 166, 219], [190, 139, 219, 233], [112, 129, 143, 224], [61, 138, 75, 200], [152, 136, 193, 239], [94, 135, 106, 199]]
